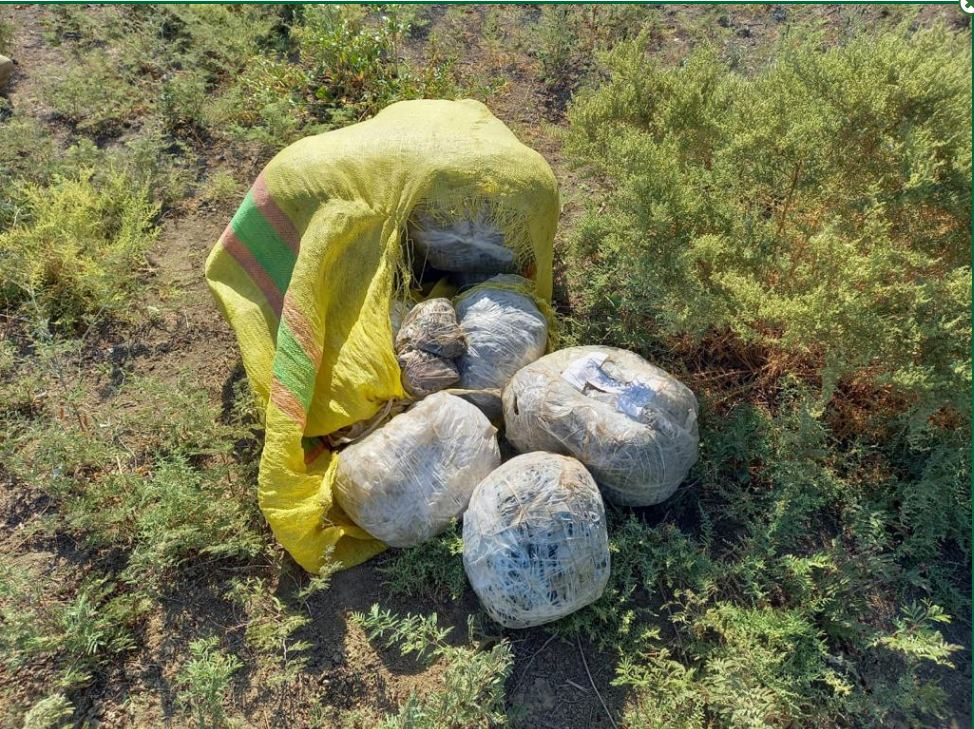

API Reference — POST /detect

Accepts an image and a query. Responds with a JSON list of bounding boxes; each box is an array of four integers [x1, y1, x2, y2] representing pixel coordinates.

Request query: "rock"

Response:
[[532, 677, 556, 711], [0, 56, 13, 91]]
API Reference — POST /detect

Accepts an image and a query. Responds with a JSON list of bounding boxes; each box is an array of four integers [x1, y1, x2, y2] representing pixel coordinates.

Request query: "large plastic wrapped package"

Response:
[[463, 453, 610, 629], [454, 275, 548, 390], [503, 346, 699, 506], [334, 392, 500, 547], [409, 213, 516, 273]]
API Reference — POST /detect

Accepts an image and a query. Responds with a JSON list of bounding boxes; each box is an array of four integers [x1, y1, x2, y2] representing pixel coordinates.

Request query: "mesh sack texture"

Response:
[[503, 346, 699, 506], [463, 452, 610, 629], [409, 213, 516, 273], [334, 392, 500, 548], [455, 275, 548, 390]]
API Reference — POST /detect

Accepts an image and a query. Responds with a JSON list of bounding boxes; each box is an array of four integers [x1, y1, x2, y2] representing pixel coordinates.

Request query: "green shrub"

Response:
[[225, 574, 316, 685], [353, 606, 513, 728], [0, 16, 13, 54], [21, 694, 74, 729], [1, 371, 267, 589], [0, 169, 158, 329], [42, 50, 141, 136], [159, 70, 209, 136], [566, 26, 971, 419], [174, 637, 242, 729], [379, 521, 467, 602], [295, 6, 457, 124], [0, 558, 145, 690], [212, 56, 315, 151], [0, 114, 60, 227]]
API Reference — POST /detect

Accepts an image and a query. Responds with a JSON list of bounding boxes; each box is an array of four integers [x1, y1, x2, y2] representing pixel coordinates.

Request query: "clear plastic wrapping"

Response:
[[396, 348, 460, 398], [463, 452, 610, 629], [409, 213, 516, 273], [394, 298, 466, 397], [503, 346, 699, 506], [395, 298, 467, 359], [455, 275, 548, 391], [334, 392, 501, 547]]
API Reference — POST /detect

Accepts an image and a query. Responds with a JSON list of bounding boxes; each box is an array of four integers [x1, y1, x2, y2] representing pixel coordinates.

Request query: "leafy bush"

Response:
[[566, 26, 971, 420], [0, 16, 13, 53], [0, 114, 60, 226], [0, 558, 145, 691], [295, 6, 457, 124], [353, 606, 513, 728], [1, 372, 267, 589], [562, 41, 972, 724], [0, 169, 158, 329], [21, 694, 74, 729], [159, 70, 210, 137], [212, 56, 316, 151], [379, 521, 467, 602], [175, 637, 243, 729], [42, 50, 141, 136]]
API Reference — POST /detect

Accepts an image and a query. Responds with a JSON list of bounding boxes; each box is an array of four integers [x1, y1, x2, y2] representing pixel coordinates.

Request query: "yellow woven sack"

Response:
[[205, 99, 559, 573]]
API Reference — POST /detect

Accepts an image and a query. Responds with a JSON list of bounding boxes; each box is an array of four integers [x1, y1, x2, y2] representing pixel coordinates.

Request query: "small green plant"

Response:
[[21, 694, 74, 729], [225, 575, 313, 685], [295, 6, 457, 124], [0, 558, 144, 690], [379, 521, 466, 601], [0, 17, 14, 53], [0, 169, 158, 330], [297, 548, 342, 605], [42, 50, 141, 136], [175, 637, 243, 729], [159, 70, 209, 137], [200, 169, 245, 206], [353, 605, 513, 728]]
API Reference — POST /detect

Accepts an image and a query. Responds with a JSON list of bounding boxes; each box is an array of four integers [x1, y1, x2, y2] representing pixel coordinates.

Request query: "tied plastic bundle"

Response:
[[409, 212, 516, 274], [503, 346, 699, 506], [455, 275, 548, 390], [334, 392, 500, 547], [395, 299, 466, 397], [463, 453, 610, 629]]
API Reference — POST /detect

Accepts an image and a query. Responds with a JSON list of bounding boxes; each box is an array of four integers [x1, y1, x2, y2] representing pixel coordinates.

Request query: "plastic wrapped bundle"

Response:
[[397, 349, 460, 397], [455, 275, 548, 390], [394, 298, 466, 397], [335, 392, 500, 547], [463, 453, 610, 629], [503, 346, 699, 506], [395, 298, 466, 358], [409, 213, 516, 273]]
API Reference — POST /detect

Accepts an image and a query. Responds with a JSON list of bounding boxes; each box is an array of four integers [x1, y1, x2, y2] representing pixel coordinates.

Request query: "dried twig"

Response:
[[512, 633, 557, 691], [577, 636, 617, 729]]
